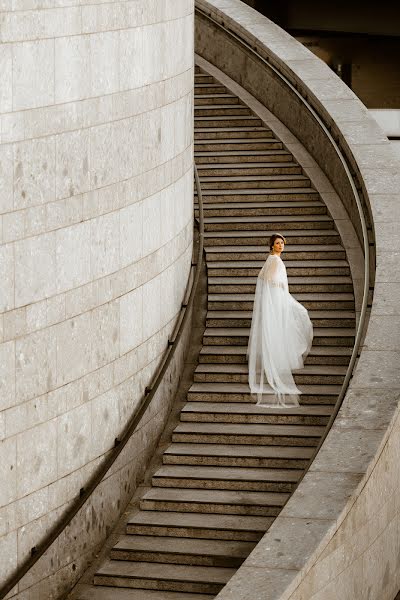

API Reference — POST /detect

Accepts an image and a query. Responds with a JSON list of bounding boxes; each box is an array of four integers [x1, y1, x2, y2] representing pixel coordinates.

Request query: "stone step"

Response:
[[172, 421, 325, 447], [195, 138, 282, 151], [205, 244, 346, 261], [207, 292, 354, 311], [152, 465, 301, 493], [140, 487, 289, 516], [205, 309, 355, 328], [204, 229, 340, 247], [199, 344, 352, 366], [194, 74, 216, 83], [194, 127, 275, 140], [208, 275, 352, 294], [194, 84, 228, 94], [163, 443, 314, 469], [111, 534, 255, 568], [199, 174, 311, 190], [202, 326, 355, 347], [205, 219, 334, 235], [187, 382, 340, 405], [127, 510, 273, 542], [193, 363, 346, 386], [75, 585, 215, 600], [194, 94, 240, 106], [194, 104, 253, 117], [196, 161, 299, 175], [94, 560, 234, 595], [181, 401, 332, 425], [195, 149, 293, 163], [206, 259, 349, 277], [196, 187, 319, 201], [196, 200, 327, 218], [194, 115, 263, 128]]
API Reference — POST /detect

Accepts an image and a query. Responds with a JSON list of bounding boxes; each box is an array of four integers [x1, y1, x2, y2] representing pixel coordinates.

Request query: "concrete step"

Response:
[[194, 115, 263, 128], [195, 149, 293, 163], [205, 309, 355, 328], [196, 161, 299, 175], [204, 229, 341, 247], [152, 465, 301, 493], [194, 74, 216, 83], [187, 382, 340, 405], [75, 585, 215, 600], [111, 534, 255, 568], [194, 127, 275, 140], [127, 510, 273, 542], [193, 363, 346, 386], [199, 344, 352, 366], [195, 138, 282, 151], [194, 84, 227, 94], [203, 326, 355, 346], [196, 200, 327, 218], [199, 174, 311, 190], [206, 259, 349, 277], [207, 292, 355, 311], [205, 244, 346, 261], [94, 560, 234, 595], [163, 443, 314, 469], [172, 421, 325, 447], [194, 94, 241, 105], [194, 105, 253, 117], [205, 218, 334, 234], [208, 275, 352, 294], [140, 487, 289, 516], [181, 401, 332, 425]]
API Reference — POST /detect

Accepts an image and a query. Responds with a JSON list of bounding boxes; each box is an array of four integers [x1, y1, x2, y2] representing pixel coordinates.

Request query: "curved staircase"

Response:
[[71, 65, 356, 600]]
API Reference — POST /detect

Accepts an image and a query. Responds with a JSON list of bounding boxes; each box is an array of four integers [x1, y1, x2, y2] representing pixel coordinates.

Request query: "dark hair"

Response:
[[269, 233, 286, 251]]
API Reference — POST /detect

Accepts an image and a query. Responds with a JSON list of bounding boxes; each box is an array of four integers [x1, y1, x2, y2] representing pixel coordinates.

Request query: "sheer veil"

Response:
[[247, 253, 313, 407]]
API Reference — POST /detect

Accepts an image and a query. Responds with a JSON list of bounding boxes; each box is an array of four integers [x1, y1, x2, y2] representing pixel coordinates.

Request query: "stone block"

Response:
[[120, 200, 143, 268], [56, 312, 91, 386], [120, 27, 144, 91], [15, 232, 57, 307], [13, 136, 56, 210], [55, 221, 91, 293], [16, 326, 56, 402], [0, 143, 13, 214], [16, 420, 57, 497], [0, 437, 17, 508], [55, 35, 91, 103], [142, 275, 161, 341], [55, 129, 90, 200], [91, 301, 119, 370], [90, 31, 119, 96], [90, 388, 120, 460], [120, 287, 143, 355], [12, 39, 54, 110], [0, 243, 14, 312], [57, 402, 91, 478], [142, 190, 161, 257], [90, 212, 120, 279]]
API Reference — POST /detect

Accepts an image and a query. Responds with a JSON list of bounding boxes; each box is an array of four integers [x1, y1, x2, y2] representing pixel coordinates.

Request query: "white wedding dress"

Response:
[[247, 254, 313, 406]]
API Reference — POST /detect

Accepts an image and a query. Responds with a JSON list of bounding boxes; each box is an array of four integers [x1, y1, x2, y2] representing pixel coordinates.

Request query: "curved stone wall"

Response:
[[0, 0, 194, 597], [195, 2, 400, 599]]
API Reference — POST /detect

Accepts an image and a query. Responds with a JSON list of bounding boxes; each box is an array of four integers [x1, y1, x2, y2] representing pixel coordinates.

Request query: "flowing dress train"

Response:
[[247, 254, 313, 406]]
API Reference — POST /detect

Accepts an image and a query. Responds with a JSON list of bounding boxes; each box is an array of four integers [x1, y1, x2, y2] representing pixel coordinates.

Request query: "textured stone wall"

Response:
[[0, 0, 194, 596]]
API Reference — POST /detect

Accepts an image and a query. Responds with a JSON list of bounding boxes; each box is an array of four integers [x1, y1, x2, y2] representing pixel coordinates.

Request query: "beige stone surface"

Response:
[[0, 0, 194, 596]]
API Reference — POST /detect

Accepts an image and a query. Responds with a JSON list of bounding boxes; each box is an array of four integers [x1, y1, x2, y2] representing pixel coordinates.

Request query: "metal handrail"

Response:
[[195, 4, 372, 483], [0, 164, 204, 599]]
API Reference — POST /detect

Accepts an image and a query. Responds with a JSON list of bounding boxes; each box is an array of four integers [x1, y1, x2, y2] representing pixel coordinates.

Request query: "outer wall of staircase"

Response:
[[195, 2, 400, 600], [0, 1, 194, 598]]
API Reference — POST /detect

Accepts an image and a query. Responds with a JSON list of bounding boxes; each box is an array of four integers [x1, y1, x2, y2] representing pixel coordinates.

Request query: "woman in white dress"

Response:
[[247, 233, 313, 406]]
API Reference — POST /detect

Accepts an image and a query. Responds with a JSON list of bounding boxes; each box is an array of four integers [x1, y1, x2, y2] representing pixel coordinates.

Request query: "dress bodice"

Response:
[[258, 254, 288, 289]]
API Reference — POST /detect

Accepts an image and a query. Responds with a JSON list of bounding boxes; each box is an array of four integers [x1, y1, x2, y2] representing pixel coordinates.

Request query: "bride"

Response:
[[247, 233, 313, 406]]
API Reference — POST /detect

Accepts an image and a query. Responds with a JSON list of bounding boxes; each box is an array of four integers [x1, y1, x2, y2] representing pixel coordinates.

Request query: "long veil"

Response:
[[247, 254, 313, 407]]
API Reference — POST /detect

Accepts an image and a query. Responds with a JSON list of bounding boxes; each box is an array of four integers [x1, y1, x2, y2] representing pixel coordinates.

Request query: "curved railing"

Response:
[[195, 4, 372, 498], [0, 165, 204, 600]]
